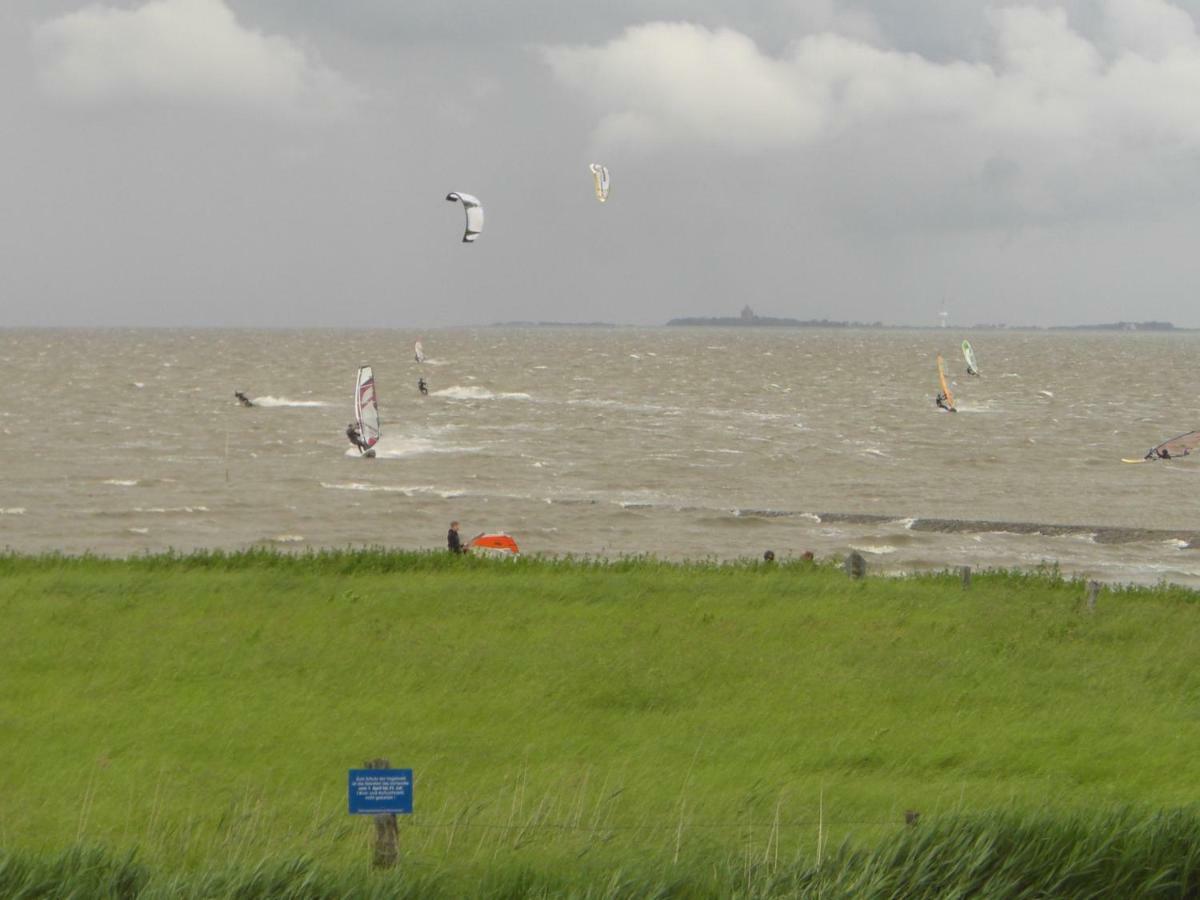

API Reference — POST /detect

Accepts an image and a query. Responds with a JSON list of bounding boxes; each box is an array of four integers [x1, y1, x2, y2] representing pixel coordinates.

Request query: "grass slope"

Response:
[[2, 551, 1200, 893]]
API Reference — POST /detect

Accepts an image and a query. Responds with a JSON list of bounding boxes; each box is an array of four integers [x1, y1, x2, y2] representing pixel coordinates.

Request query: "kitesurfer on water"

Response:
[[234, 391, 253, 407], [935, 392, 956, 413], [418, 377, 428, 396], [448, 521, 465, 553]]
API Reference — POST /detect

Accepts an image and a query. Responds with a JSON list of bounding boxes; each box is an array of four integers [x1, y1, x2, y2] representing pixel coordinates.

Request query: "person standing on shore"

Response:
[[448, 521, 464, 553]]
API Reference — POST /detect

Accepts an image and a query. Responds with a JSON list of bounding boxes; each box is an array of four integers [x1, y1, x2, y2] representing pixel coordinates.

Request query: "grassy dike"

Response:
[[2, 550, 1200, 897]]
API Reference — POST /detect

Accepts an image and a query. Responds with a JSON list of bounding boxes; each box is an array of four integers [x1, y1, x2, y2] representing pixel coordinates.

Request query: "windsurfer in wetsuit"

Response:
[[346, 423, 375, 457], [418, 377, 428, 396], [935, 392, 956, 413], [234, 391, 253, 407]]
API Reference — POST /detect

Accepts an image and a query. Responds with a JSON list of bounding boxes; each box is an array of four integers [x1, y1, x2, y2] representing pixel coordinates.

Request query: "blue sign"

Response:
[[348, 769, 413, 815]]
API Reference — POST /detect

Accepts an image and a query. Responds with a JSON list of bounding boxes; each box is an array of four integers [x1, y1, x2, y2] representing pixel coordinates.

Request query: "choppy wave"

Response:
[[320, 482, 464, 499], [432, 385, 531, 401], [103, 479, 139, 487], [252, 396, 330, 408], [0, 507, 26, 515], [343, 436, 480, 459]]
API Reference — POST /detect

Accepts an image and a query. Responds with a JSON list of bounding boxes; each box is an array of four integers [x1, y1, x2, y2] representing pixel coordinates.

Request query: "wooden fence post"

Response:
[[844, 552, 866, 580], [1085, 581, 1100, 613], [365, 757, 399, 869], [960, 566, 972, 590]]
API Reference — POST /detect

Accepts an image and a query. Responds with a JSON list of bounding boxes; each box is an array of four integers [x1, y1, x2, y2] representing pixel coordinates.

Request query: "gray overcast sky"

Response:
[[5, 0, 1200, 327]]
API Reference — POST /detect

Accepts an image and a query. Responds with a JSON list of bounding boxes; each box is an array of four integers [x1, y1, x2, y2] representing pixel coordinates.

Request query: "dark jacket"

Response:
[[448, 528, 463, 553]]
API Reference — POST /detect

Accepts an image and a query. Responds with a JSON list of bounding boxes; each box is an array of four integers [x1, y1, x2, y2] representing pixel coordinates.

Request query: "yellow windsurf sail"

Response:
[[937, 355, 954, 409]]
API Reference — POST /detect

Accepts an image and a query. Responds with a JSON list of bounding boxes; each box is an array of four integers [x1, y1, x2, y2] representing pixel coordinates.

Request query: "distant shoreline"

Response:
[[664, 316, 1186, 332]]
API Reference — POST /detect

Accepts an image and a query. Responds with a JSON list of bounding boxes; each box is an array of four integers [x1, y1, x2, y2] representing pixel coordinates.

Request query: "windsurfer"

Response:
[[418, 377, 428, 396], [346, 423, 375, 457], [234, 391, 253, 407], [448, 521, 464, 553], [966, 367, 979, 377], [936, 392, 956, 413]]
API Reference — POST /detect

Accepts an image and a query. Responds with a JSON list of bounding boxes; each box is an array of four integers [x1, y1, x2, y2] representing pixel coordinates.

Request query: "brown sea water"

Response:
[[1, 327, 1197, 584]]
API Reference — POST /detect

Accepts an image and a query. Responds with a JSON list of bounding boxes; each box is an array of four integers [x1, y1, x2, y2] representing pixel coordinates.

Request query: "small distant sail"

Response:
[[414, 340, 425, 364], [1140, 430, 1200, 461], [589, 163, 610, 202], [468, 532, 520, 557], [937, 355, 955, 410], [355, 366, 381, 451], [446, 192, 483, 242], [962, 340, 979, 375]]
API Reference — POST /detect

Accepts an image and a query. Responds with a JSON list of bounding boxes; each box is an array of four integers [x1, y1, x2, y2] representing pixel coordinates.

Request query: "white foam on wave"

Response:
[[323, 481, 442, 496], [128, 527, 150, 535], [133, 506, 210, 514], [343, 436, 481, 459], [1038, 390, 1054, 398], [321, 481, 466, 499], [272, 534, 305, 543], [132, 382, 145, 389], [851, 544, 898, 555], [104, 479, 139, 487], [253, 396, 330, 408], [432, 385, 531, 401], [953, 403, 997, 414], [1, 507, 26, 515]]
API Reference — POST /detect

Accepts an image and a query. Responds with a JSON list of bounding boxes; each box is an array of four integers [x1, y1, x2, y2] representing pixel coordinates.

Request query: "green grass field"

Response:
[[3, 551, 1200, 896]]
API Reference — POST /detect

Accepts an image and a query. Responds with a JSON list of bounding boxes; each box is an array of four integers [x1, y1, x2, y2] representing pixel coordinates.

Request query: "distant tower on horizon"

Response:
[[939, 303, 949, 329], [741, 304, 755, 321]]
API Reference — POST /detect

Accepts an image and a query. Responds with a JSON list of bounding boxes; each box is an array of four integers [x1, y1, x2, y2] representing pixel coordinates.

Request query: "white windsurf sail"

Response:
[[414, 340, 425, 364], [355, 366, 381, 451]]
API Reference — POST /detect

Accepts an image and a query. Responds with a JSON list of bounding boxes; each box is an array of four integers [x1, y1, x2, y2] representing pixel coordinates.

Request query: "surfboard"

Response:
[[1121, 458, 1150, 464]]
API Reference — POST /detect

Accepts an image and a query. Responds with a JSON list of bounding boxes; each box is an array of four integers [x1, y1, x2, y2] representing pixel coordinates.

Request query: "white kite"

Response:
[[446, 192, 483, 242]]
